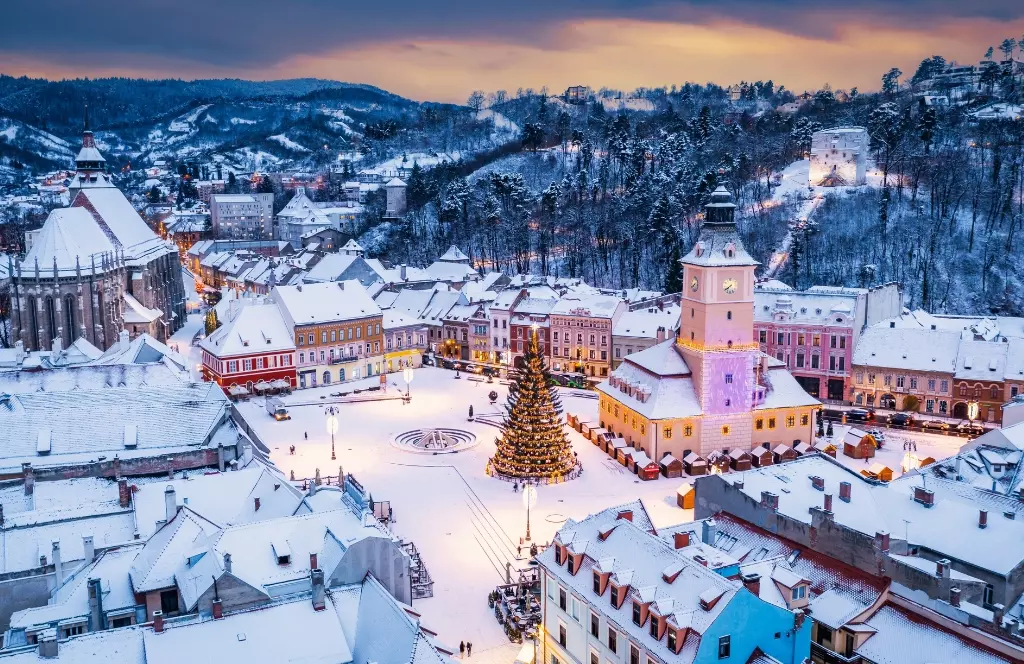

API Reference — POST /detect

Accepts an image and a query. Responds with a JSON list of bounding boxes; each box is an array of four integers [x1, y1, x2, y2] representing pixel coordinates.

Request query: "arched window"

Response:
[[63, 295, 76, 341], [44, 297, 57, 345], [322, 371, 331, 385], [25, 296, 39, 350], [338, 368, 345, 382]]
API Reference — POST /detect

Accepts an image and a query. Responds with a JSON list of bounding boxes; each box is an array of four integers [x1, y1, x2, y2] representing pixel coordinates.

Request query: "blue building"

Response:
[[537, 501, 811, 664]]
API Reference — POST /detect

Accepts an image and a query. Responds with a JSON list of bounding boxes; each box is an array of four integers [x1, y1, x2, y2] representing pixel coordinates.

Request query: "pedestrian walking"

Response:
[[467, 642, 473, 657], [518, 545, 522, 557], [459, 641, 465, 658], [304, 431, 308, 440], [513, 482, 519, 493]]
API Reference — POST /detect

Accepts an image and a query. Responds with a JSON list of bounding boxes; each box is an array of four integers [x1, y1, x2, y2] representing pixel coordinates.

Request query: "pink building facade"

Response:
[[754, 283, 902, 402]]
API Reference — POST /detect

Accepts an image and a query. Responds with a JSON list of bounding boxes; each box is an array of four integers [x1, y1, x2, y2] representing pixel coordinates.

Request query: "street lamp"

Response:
[[403, 365, 414, 401], [967, 400, 980, 423], [523, 482, 537, 542], [326, 406, 339, 461]]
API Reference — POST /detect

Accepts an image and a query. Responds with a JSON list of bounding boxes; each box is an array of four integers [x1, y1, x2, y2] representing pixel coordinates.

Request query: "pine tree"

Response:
[[489, 329, 578, 481], [664, 245, 683, 293]]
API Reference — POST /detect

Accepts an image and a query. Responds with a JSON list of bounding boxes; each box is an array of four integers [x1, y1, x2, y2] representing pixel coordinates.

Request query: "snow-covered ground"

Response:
[[476, 109, 520, 136], [760, 158, 885, 280], [234, 367, 688, 663], [268, 134, 312, 153], [824, 423, 967, 479]]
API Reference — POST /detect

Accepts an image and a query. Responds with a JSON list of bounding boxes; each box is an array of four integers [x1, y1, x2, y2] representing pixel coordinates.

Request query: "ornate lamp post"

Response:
[[325, 406, 339, 461], [523, 482, 537, 542], [403, 365, 414, 401]]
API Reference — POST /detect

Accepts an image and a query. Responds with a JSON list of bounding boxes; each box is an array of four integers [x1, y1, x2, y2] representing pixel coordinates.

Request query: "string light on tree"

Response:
[[489, 326, 579, 482]]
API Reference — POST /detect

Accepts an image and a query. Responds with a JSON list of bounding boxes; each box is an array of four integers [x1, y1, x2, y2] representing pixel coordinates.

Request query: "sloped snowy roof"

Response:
[[129, 507, 222, 592], [74, 188, 173, 263], [22, 207, 116, 272], [0, 627, 143, 663], [273, 280, 381, 325], [551, 294, 625, 318], [438, 245, 469, 262], [123, 292, 162, 324], [613, 306, 680, 339], [853, 326, 961, 373], [855, 603, 1012, 664], [954, 339, 1009, 380], [201, 302, 295, 358]]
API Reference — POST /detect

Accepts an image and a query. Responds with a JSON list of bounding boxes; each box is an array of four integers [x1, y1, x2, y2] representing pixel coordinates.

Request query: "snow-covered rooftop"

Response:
[[852, 326, 961, 373], [273, 280, 381, 325], [200, 302, 295, 358]]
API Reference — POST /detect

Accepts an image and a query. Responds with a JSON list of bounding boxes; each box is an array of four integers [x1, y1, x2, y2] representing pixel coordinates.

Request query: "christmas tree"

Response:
[[489, 327, 579, 481]]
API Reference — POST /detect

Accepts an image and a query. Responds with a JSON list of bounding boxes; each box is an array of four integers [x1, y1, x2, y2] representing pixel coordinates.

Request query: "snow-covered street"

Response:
[[234, 367, 687, 662]]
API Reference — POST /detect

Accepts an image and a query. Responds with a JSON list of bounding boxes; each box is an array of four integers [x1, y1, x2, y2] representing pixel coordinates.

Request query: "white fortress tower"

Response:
[[809, 126, 868, 186]]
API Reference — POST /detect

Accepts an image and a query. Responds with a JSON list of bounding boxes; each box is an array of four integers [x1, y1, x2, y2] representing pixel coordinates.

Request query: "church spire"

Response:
[[71, 103, 112, 193]]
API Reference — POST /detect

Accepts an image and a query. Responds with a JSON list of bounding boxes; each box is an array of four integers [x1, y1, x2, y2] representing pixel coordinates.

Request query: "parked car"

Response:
[[920, 419, 951, 431], [422, 355, 436, 367], [822, 408, 844, 421], [867, 428, 887, 443], [888, 413, 914, 427], [956, 421, 986, 436], [846, 408, 874, 422]]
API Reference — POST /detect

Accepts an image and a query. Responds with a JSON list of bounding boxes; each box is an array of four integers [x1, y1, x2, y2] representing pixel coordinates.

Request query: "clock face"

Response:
[[723, 278, 738, 294], [690, 276, 699, 292]]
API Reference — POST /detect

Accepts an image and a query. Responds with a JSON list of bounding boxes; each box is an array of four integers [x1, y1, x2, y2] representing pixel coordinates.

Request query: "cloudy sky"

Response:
[[3, 1, 1023, 102]]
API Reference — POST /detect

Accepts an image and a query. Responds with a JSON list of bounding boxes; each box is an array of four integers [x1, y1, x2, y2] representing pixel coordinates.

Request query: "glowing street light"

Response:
[[523, 482, 537, 542], [403, 365, 414, 400], [967, 401, 980, 423], [326, 406, 339, 461]]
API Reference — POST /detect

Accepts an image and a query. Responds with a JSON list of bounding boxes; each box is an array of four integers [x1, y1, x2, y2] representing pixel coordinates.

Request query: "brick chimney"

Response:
[[950, 587, 961, 607], [994, 603, 1006, 626], [212, 599, 223, 620], [741, 573, 761, 596], [311, 568, 326, 611], [118, 478, 131, 508], [810, 476, 825, 491], [913, 486, 935, 507], [617, 509, 633, 522], [824, 494, 833, 512], [152, 610, 164, 633], [936, 558, 951, 579], [22, 463, 34, 496], [874, 531, 890, 553], [88, 577, 104, 632], [674, 532, 691, 549], [38, 630, 58, 658], [310, 552, 318, 569], [254, 497, 261, 512], [760, 491, 779, 512], [979, 509, 988, 529], [839, 481, 852, 502]]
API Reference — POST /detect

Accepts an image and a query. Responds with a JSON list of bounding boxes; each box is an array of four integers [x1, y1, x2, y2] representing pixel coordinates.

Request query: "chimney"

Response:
[[875, 531, 890, 553], [979, 509, 988, 529], [212, 599, 223, 620], [760, 491, 779, 512], [152, 610, 164, 633], [656, 326, 667, 342], [994, 603, 1006, 626], [617, 510, 633, 522], [38, 630, 58, 658], [23, 462, 34, 495], [310, 552, 318, 570], [83, 535, 95, 563], [913, 486, 935, 507], [950, 587, 961, 607], [741, 573, 761, 596], [936, 558, 951, 579], [733, 479, 744, 490], [311, 568, 326, 611], [701, 518, 717, 545], [810, 476, 825, 491], [223, 552, 232, 574], [674, 532, 691, 549], [337, 281, 345, 290], [164, 486, 177, 522], [254, 497, 261, 512], [118, 329, 130, 351], [118, 478, 130, 508], [52, 540, 63, 586], [88, 577, 104, 631], [52, 335, 63, 353], [824, 493, 833, 513], [839, 481, 852, 502]]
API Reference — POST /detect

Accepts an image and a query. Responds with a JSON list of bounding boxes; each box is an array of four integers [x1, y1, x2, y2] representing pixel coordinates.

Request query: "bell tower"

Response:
[[675, 186, 761, 451], [70, 105, 112, 196]]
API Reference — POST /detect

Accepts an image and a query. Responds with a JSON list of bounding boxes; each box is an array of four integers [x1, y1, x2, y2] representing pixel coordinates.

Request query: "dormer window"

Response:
[[593, 572, 602, 594], [667, 630, 678, 652], [632, 601, 642, 626], [567, 555, 576, 574], [649, 615, 660, 639], [724, 242, 736, 258], [695, 242, 705, 257], [791, 585, 806, 601]]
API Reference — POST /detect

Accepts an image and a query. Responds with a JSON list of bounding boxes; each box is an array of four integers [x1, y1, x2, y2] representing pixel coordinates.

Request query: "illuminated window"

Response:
[[768, 417, 776, 429], [663, 427, 673, 439], [786, 416, 795, 427], [755, 419, 764, 430], [722, 425, 730, 435], [801, 414, 809, 426], [684, 425, 693, 437]]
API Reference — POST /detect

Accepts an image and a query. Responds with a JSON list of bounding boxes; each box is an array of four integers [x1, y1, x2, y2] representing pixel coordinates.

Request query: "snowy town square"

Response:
[[5, 9, 1024, 664]]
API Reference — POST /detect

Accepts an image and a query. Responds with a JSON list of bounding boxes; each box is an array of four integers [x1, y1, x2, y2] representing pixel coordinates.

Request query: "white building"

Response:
[[209, 193, 274, 239], [809, 127, 868, 186]]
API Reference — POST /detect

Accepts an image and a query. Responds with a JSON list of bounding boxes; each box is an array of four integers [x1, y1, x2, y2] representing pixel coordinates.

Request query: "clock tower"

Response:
[[676, 186, 761, 449]]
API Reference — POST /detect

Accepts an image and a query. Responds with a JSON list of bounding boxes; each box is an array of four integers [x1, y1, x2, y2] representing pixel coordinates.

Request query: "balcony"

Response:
[[329, 354, 360, 365]]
